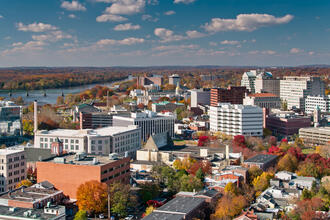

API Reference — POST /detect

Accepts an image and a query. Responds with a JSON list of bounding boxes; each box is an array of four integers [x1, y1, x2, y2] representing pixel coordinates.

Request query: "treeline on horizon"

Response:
[[0, 66, 329, 91]]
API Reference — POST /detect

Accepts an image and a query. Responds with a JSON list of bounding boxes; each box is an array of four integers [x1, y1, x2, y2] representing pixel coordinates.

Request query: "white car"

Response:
[[125, 215, 134, 220]]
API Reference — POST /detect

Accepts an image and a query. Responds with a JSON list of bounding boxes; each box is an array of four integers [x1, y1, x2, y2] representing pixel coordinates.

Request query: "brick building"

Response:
[[243, 154, 278, 171], [210, 86, 247, 106], [37, 153, 130, 199]]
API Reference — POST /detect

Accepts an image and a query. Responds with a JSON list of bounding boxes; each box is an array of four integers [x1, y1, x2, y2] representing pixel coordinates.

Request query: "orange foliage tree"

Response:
[[76, 180, 108, 214], [212, 194, 247, 219]]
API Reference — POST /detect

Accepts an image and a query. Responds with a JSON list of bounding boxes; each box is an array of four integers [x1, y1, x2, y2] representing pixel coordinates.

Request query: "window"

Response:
[[105, 140, 109, 144], [71, 140, 74, 144], [44, 138, 48, 142], [40, 143, 43, 148], [44, 144, 48, 148], [21, 155, 24, 160], [98, 140, 102, 144], [75, 140, 79, 144], [65, 139, 68, 143], [71, 145, 74, 150], [98, 146, 102, 151], [21, 162, 24, 166], [91, 140, 95, 144], [50, 138, 53, 142], [75, 145, 79, 150], [65, 145, 68, 149], [40, 138, 43, 142], [91, 145, 95, 151]]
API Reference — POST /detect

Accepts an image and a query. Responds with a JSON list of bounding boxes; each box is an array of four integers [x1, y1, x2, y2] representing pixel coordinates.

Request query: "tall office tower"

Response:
[[280, 76, 325, 111], [209, 103, 263, 137], [255, 71, 280, 96], [241, 70, 258, 93], [210, 86, 247, 106], [0, 148, 26, 192], [190, 89, 211, 107], [169, 74, 180, 85]]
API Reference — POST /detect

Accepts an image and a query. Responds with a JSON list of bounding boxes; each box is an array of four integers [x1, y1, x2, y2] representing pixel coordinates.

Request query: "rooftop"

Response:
[[142, 212, 184, 220], [0, 147, 24, 156], [248, 93, 278, 98], [244, 154, 278, 164], [0, 186, 62, 202], [156, 196, 205, 214], [299, 126, 330, 135], [36, 125, 139, 137], [0, 205, 63, 220], [43, 153, 126, 166]]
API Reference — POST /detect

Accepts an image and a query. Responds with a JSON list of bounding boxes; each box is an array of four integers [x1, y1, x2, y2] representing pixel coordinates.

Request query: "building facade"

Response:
[[0, 148, 26, 192], [0, 101, 22, 145], [190, 89, 211, 108], [241, 70, 258, 93], [305, 95, 330, 114], [113, 111, 175, 142], [209, 103, 263, 136], [37, 154, 130, 199], [280, 76, 325, 111], [34, 126, 141, 157], [137, 75, 163, 87], [79, 112, 113, 129], [299, 127, 330, 146], [169, 74, 180, 85], [255, 72, 280, 96], [243, 93, 281, 109], [210, 86, 247, 106]]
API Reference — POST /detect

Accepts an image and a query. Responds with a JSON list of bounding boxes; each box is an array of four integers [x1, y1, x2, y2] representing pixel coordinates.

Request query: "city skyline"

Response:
[[0, 0, 329, 67]]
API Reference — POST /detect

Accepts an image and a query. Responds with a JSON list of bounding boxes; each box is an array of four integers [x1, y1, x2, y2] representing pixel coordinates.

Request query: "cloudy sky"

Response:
[[0, 0, 329, 67]]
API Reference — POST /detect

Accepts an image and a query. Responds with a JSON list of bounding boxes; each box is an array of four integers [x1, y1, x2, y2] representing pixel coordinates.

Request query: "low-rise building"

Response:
[[243, 93, 281, 109], [243, 154, 278, 170], [266, 110, 311, 137], [190, 89, 211, 108], [0, 148, 26, 192], [299, 127, 330, 146], [34, 125, 141, 157], [79, 112, 113, 129], [37, 153, 130, 199], [151, 101, 184, 113], [274, 171, 316, 190]]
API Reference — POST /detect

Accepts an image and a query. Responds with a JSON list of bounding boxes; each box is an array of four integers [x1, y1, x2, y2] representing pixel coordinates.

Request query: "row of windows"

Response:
[[8, 169, 24, 177], [101, 169, 129, 182], [40, 137, 80, 144], [102, 163, 128, 174], [91, 139, 109, 145], [114, 133, 139, 142]]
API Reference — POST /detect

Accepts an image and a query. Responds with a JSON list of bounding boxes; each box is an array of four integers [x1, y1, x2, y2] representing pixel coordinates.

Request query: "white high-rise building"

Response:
[[0, 148, 26, 192], [241, 70, 258, 93], [305, 95, 330, 114], [209, 103, 263, 137], [280, 76, 325, 111], [190, 89, 211, 107], [255, 72, 280, 96]]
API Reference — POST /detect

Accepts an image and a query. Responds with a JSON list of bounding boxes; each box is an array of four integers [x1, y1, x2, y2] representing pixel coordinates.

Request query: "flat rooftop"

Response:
[[36, 125, 139, 137], [43, 153, 125, 166], [0, 148, 24, 156], [244, 154, 278, 164], [0, 187, 61, 202], [0, 205, 61, 220], [156, 196, 205, 214], [142, 212, 184, 220], [299, 127, 330, 135]]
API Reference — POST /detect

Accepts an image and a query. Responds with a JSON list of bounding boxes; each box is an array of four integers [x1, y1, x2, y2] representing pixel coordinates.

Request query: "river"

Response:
[[0, 77, 129, 105]]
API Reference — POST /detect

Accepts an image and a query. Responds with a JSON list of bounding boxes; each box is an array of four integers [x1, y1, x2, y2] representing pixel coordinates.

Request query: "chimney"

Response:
[[33, 100, 38, 133], [225, 145, 229, 160]]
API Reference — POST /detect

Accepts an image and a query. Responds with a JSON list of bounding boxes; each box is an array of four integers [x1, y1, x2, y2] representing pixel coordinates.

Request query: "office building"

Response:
[[169, 74, 180, 85], [243, 93, 281, 109], [210, 86, 247, 106], [243, 154, 278, 170], [137, 75, 163, 87], [241, 70, 258, 93], [0, 148, 26, 192], [305, 95, 330, 114], [190, 89, 211, 108], [79, 112, 113, 129], [280, 76, 325, 111], [113, 111, 175, 142], [209, 103, 263, 137], [34, 125, 141, 157], [255, 71, 280, 96], [299, 127, 330, 146], [37, 153, 130, 199], [266, 110, 311, 137], [0, 101, 22, 145]]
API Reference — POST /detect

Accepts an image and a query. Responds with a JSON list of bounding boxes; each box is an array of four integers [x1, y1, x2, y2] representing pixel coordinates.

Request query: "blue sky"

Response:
[[0, 0, 329, 67]]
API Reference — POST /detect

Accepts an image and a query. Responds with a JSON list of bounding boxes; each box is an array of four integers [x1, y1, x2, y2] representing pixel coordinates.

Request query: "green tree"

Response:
[[139, 183, 161, 203], [74, 210, 87, 220], [110, 182, 136, 217], [180, 174, 203, 192], [195, 168, 204, 182], [301, 189, 313, 200]]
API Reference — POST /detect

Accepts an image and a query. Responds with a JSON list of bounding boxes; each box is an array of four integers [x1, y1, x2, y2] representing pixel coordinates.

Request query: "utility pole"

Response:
[[108, 185, 111, 220]]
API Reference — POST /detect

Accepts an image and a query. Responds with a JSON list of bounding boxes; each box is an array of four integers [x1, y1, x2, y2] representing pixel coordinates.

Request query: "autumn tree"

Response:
[[74, 210, 88, 220], [180, 174, 203, 192], [277, 154, 298, 172], [288, 197, 326, 220], [16, 179, 33, 189], [212, 195, 247, 219], [252, 172, 274, 194], [76, 180, 108, 215], [109, 182, 136, 217], [143, 206, 155, 217], [247, 166, 263, 184], [198, 136, 210, 147], [224, 182, 238, 195]]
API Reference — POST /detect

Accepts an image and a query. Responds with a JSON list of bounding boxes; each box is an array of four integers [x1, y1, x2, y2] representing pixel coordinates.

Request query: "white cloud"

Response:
[[220, 40, 240, 45], [185, 30, 205, 38], [153, 44, 198, 51], [164, 10, 175, 16], [113, 23, 141, 31], [61, 1, 86, 11], [209, 42, 217, 46], [68, 14, 76, 19], [96, 37, 145, 46], [174, 0, 196, 4], [105, 0, 145, 15], [249, 50, 276, 55], [308, 51, 315, 55], [154, 28, 185, 42], [2, 41, 46, 55], [0, 15, 3, 19], [290, 48, 303, 54], [203, 14, 293, 32], [96, 14, 128, 22], [17, 22, 57, 32], [141, 14, 158, 22], [31, 31, 72, 42]]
